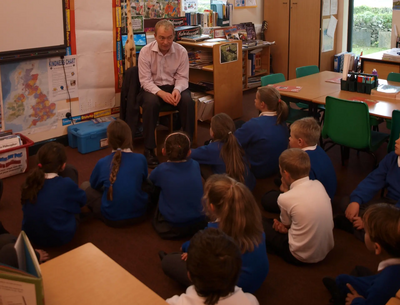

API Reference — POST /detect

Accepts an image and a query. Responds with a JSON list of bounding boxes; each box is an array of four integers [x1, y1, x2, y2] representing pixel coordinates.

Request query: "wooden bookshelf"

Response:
[[242, 44, 271, 90], [180, 40, 243, 119]]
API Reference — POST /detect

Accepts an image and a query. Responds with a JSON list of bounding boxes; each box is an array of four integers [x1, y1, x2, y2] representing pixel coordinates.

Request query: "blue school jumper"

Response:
[[149, 159, 205, 225], [181, 222, 269, 294], [190, 141, 256, 190], [235, 115, 289, 178], [350, 152, 400, 207], [22, 176, 86, 247], [336, 264, 400, 305], [306, 145, 337, 200], [90, 152, 148, 221]]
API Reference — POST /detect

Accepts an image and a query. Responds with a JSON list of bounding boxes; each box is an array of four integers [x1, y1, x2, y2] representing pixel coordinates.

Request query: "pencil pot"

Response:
[[348, 81, 357, 92], [340, 79, 349, 91], [357, 83, 365, 93]]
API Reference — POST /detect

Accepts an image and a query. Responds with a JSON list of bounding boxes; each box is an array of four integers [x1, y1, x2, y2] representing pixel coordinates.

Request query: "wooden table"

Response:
[[312, 90, 399, 119], [361, 51, 400, 80], [40, 243, 167, 305], [273, 71, 342, 101]]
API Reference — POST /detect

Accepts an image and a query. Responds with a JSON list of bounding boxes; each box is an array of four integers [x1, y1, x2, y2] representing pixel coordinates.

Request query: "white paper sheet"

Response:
[[330, 0, 338, 15], [75, 0, 114, 115], [48, 56, 78, 102], [322, 0, 330, 16], [322, 18, 334, 52], [327, 16, 337, 38]]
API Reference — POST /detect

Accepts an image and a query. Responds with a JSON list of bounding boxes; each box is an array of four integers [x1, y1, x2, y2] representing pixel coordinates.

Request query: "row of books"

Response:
[[185, 11, 219, 27], [334, 52, 360, 73]]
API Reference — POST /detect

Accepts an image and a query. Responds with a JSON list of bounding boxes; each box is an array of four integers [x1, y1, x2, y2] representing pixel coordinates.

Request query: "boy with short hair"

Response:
[[262, 117, 337, 213], [166, 228, 259, 305], [263, 148, 334, 265], [323, 203, 400, 305]]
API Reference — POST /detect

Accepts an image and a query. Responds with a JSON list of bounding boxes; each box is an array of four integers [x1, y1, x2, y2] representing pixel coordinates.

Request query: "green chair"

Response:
[[296, 65, 319, 78], [260, 73, 310, 124], [295, 66, 324, 116], [387, 110, 400, 153], [384, 73, 400, 130], [322, 96, 389, 166]]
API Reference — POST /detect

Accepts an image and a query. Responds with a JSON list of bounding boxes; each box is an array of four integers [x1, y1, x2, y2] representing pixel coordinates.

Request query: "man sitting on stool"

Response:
[[138, 19, 195, 167]]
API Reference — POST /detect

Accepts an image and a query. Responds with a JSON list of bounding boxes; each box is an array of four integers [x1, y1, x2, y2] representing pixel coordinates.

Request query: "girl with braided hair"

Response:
[[149, 132, 206, 239], [84, 119, 148, 227]]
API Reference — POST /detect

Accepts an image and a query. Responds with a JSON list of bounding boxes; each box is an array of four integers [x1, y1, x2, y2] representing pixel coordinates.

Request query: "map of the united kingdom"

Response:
[[1, 59, 57, 132]]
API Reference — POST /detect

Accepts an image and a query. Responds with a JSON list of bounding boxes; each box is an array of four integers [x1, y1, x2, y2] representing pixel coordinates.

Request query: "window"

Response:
[[350, 0, 392, 55]]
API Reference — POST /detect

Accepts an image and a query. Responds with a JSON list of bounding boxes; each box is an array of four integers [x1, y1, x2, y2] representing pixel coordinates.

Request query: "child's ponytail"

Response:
[[21, 142, 66, 204], [276, 98, 289, 125], [106, 119, 133, 201], [211, 113, 246, 184], [107, 149, 122, 201], [258, 86, 289, 124]]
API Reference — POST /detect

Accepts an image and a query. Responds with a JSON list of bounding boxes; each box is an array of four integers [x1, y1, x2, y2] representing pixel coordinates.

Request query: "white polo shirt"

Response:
[[278, 177, 334, 263]]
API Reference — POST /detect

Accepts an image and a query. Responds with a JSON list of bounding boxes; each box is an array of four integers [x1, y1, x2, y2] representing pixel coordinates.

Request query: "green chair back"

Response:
[[387, 72, 400, 82], [261, 73, 286, 86], [296, 65, 319, 78], [388, 110, 400, 152], [322, 97, 372, 150]]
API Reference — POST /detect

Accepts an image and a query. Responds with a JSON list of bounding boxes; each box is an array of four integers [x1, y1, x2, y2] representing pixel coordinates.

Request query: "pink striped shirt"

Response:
[[138, 40, 189, 95]]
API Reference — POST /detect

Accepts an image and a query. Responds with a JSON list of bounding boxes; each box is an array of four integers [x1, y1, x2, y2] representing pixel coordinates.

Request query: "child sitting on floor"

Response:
[[83, 119, 148, 227], [22, 142, 86, 247], [235, 86, 289, 179], [262, 117, 337, 213], [323, 203, 400, 305], [263, 148, 334, 265], [166, 228, 259, 305], [191, 113, 256, 190], [335, 136, 400, 240], [149, 132, 207, 239], [160, 174, 269, 294]]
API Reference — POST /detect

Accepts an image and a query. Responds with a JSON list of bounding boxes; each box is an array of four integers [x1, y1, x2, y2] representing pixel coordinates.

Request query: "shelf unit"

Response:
[[242, 44, 271, 90], [179, 40, 243, 119]]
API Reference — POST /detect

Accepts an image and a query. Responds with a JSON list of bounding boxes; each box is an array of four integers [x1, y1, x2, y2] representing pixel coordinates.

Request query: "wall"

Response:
[[227, 0, 263, 26]]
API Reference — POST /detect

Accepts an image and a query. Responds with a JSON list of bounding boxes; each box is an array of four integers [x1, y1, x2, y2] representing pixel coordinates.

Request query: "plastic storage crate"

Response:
[[0, 133, 34, 179], [67, 121, 112, 154]]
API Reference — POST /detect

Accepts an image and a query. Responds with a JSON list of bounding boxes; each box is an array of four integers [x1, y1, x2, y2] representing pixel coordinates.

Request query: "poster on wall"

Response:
[[394, 0, 400, 10], [132, 15, 144, 32], [0, 59, 58, 134], [322, 18, 334, 52], [48, 56, 78, 102], [234, 0, 256, 8], [220, 43, 238, 64], [182, 0, 198, 12]]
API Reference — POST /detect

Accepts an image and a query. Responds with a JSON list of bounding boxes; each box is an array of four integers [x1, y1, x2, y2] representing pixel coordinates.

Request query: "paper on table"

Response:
[[330, 0, 337, 15], [322, 0, 330, 16], [342, 53, 351, 81], [327, 16, 337, 38]]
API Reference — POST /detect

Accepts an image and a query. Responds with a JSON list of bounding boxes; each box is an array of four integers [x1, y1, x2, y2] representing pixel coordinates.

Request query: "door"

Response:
[[288, 0, 321, 79], [264, 0, 290, 79]]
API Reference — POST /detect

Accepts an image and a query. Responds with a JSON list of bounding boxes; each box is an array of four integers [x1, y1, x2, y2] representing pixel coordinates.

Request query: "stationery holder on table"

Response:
[[341, 72, 378, 94]]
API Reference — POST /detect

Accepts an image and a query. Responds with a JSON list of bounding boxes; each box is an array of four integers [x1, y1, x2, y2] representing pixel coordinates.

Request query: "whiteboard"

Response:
[[0, 0, 66, 58]]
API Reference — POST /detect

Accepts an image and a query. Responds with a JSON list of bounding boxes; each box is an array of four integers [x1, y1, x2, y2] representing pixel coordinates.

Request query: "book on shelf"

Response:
[[0, 134, 22, 150], [0, 231, 44, 305], [224, 27, 240, 40], [248, 53, 256, 76], [242, 40, 257, 47]]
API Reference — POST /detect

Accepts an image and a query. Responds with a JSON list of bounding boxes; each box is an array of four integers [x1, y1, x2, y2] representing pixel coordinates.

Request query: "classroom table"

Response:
[[312, 90, 399, 119], [40, 243, 167, 305], [274, 71, 400, 119], [272, 71, 342, 101]]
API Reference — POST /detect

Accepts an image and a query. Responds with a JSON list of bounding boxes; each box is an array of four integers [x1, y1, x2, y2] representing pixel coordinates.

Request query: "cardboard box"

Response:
[[197, 95, 214, 122], [68, 120, 113, 154], [0, 134, 33, 179]]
